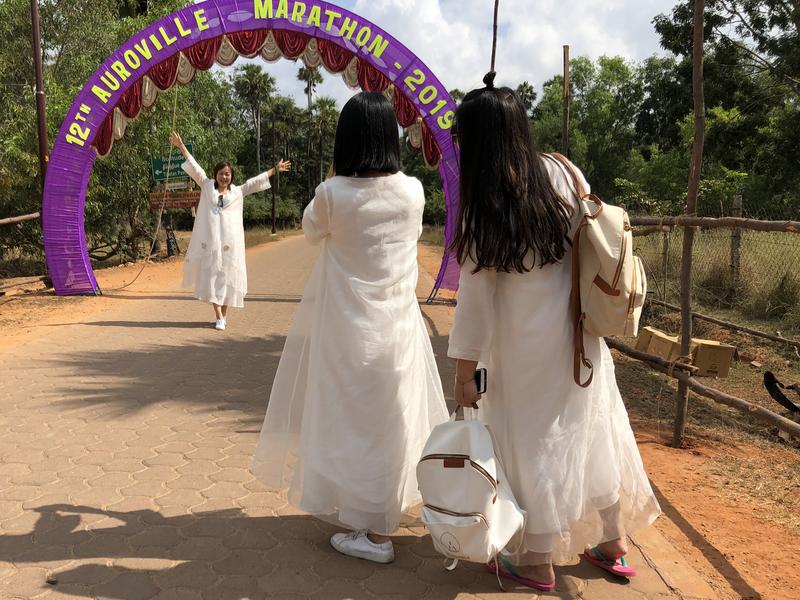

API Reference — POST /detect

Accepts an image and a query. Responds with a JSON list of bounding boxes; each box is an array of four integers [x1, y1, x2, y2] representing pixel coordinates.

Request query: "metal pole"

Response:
[[30, 0, 49, 187], [271, 111, 277, 234], [729, 194, 743, 297], [562, 45, 570, 157]]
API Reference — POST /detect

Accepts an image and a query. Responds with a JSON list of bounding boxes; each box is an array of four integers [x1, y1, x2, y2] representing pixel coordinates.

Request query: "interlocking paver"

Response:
[[121, 481, 169, 498], [145, 453, 188, 468], [92, 570, 160, 600], [0, 566, 50, 598], [0, 236, 707, 599], [201, 575, 262, 600], [153, 561, 218, 590]]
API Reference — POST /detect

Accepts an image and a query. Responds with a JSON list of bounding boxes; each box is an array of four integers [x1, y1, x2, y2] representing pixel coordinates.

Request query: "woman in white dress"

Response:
[[251, 92, 449, 563], [448, 74, 661, 590], [169, 131, 291, 330]]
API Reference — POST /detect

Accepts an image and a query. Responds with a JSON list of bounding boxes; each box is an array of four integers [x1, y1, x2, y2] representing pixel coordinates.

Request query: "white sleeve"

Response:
[[447, 255, 497, 363], [302, 183, 330, 244], [239, 171, 272, 197], [181, 154, 209, 187], [542, 155, 591, 204]]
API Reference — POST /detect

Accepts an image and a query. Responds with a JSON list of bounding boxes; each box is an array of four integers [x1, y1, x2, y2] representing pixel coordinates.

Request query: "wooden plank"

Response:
[[606, 337, 800, 439], [148, 192, 200, 210], [649, 299, 800, 350], [0, 212, 40, 226], [631, 215, 800, 233]]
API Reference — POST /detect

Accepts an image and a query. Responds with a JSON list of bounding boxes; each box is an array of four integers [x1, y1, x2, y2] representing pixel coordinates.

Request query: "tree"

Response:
[[449, 88, 465, 103], [313, 96, 338, 185], [532, 56, 644, 200], [711, 0, 800, 94], [233, 64, 275, 175], [297, 66, 324, 204], [515, 81, 537, 118]]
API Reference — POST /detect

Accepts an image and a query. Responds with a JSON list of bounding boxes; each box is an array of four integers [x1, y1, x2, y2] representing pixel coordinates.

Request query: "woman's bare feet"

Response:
[[515, 563, 555, 583], [596, 537, 628, 560]]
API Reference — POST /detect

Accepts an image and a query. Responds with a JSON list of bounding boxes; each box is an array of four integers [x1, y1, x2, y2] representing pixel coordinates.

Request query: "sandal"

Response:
[[583, 546, 637, 578], [485, 555, 556, 592]]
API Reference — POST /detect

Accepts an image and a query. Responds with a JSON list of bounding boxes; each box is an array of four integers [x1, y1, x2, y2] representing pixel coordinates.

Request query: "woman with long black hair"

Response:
[[447, 74, 660, 590]]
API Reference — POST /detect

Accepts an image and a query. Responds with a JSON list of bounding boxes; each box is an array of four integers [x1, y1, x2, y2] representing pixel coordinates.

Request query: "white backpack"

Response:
[[416, 411, 525, 565], [545, 153, 647, 387]]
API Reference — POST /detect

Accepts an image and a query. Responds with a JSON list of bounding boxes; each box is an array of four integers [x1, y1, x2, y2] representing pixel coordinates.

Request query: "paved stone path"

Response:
[[0, 236, 715, 599]]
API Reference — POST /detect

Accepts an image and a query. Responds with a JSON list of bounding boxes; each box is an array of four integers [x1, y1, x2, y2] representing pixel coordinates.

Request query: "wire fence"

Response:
[[634, 226, 800, 330]]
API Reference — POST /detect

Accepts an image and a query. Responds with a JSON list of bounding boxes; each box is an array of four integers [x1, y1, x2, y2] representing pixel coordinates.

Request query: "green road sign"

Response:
[[151, 143, 193, 182]]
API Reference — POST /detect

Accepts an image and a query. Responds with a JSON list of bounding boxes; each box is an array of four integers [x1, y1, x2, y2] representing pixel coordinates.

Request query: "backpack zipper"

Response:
[[419, 454, 498, 502], [424, 504, 490, 528]]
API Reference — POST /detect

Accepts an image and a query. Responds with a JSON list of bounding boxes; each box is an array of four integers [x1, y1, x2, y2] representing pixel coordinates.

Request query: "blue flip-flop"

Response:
[[583, 546, 637, 578], [486, 555, 556, 592]]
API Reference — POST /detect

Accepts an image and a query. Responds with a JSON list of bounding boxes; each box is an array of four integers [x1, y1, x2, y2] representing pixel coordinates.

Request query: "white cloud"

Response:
[[219, 0, 680, 108]]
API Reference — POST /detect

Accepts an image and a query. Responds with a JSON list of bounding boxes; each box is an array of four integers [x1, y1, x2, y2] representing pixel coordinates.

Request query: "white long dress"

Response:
[[448, 157, 661, 565], [181, 155, 271, 308], [252, 173, 449, 535]]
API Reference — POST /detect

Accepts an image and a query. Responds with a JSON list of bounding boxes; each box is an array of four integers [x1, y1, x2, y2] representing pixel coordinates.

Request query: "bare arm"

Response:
[[170, 131, 207, 185]]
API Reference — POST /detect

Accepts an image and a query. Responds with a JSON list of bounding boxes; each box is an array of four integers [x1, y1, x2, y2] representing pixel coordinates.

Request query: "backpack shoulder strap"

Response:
[[544, 152, 587, 200], [543, 153, 594, 388]]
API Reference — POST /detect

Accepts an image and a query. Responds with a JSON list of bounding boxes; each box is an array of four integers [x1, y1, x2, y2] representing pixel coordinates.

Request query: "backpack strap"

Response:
[[543, 153, 594, 388]]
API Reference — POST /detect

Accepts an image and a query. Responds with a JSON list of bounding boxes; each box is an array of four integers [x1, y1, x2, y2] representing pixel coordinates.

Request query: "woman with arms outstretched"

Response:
[[170, 131, 290, 329]]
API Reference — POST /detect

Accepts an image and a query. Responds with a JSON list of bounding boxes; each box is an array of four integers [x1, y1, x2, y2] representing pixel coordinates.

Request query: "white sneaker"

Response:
[[330, 531, 394, 563], [214, 319, 226, 331]]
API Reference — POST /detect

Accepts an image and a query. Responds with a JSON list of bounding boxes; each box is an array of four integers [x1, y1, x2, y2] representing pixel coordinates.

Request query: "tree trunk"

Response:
[[673, 0, 706, 449]]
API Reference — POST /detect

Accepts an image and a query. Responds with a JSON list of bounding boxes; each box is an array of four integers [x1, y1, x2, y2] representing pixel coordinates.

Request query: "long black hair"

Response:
[[333, 92, 401, 177], [452, 73, 572, 273]]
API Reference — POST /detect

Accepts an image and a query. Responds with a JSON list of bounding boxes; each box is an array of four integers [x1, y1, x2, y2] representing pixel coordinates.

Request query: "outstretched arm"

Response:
[[240, 159, 292, 197], [169, 131, 192, 162], [170, 131, 207, 185]]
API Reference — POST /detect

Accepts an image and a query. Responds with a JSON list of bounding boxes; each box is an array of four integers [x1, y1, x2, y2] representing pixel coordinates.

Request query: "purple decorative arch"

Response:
[[43, 0, 460, 296]]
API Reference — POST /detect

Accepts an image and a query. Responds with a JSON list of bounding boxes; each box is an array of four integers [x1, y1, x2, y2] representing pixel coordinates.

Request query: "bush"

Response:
[[423, 189, 446, 226], [745, 273, 800, 320]]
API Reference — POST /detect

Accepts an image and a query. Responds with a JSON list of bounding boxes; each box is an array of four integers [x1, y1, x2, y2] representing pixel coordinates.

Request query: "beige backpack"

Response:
[[546, 153, 647, 387]]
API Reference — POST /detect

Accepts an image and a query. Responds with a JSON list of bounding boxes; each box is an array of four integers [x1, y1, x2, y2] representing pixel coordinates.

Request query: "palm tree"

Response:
[[233, 64, 276, 175], [298, 66, 324, 202], [449, 88, 466, 103], [313, 96, 339, 184], [515, 81, 537, 118]]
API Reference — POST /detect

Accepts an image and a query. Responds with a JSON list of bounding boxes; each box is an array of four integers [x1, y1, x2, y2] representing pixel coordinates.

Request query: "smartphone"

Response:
[[474, 368, 487, 394]]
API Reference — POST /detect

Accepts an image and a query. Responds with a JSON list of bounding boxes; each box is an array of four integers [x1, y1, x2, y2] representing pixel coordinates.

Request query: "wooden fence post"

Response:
[[562, 45, 570, 157], [661, 231, 670, 303], [730, 194, 743, 297], [673, 0, 706, 449]]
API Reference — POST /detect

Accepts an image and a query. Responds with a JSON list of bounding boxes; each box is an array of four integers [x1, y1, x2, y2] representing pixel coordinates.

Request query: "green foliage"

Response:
[[423, 189, 446, 226]]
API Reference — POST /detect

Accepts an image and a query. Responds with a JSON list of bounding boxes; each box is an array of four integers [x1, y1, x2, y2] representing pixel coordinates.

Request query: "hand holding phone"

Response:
[[455, 369, 486, 409]]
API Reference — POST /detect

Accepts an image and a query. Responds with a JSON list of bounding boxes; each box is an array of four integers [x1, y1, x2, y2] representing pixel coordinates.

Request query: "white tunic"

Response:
[[251, 173, 449, 535], [448, 157, 661, 564], [181, 155, 271, 308]]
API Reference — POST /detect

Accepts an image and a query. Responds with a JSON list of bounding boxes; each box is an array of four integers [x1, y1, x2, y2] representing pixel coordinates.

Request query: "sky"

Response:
[[223, 0, 681, 107]]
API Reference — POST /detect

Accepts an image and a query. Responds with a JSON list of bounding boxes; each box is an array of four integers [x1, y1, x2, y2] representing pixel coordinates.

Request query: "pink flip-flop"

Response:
[[486, 556, 556, 592], [583, 546, 637, 578]]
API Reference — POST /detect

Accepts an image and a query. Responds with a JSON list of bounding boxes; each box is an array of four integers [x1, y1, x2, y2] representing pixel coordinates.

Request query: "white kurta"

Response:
[[181, 155, 271, 308], [448, 157, 661, 564], [251, 173, 449, 535]]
